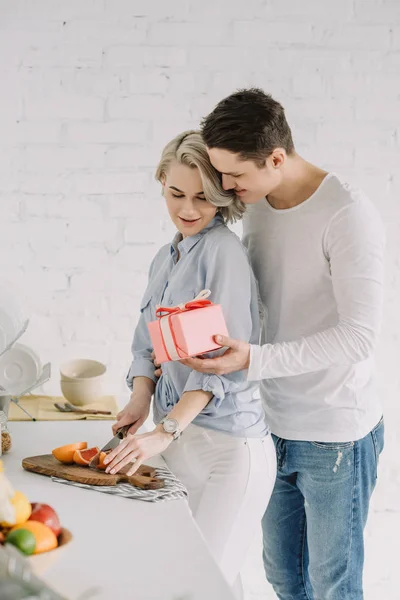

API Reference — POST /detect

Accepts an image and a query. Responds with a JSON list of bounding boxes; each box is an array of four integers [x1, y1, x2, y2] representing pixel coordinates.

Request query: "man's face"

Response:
[[207, 147, 282, 204]]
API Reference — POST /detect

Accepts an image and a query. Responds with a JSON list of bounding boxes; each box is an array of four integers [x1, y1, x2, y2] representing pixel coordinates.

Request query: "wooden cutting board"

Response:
[[22, 454, 165, 490]]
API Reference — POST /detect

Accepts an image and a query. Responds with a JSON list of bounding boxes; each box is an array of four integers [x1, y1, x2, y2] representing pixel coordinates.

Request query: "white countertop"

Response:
[[3, 421, 235, 600]]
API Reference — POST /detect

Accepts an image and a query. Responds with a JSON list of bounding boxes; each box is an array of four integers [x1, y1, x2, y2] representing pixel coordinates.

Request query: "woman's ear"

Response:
[[160, 174, 166, 196]]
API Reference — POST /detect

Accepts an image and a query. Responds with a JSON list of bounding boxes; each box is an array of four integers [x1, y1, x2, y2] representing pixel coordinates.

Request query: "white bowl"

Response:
[[28, 527, 73, 576], [60, 378, 106, 406], [60, 359, 106, 382]]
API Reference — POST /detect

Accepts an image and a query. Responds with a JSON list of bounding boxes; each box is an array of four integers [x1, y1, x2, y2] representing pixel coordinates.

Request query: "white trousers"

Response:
[[162, 424, 277, 596]]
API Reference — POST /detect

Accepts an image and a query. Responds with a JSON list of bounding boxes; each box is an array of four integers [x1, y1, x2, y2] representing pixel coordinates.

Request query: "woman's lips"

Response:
[[179, 217, 201, 226], [235, 189, 247, 196]]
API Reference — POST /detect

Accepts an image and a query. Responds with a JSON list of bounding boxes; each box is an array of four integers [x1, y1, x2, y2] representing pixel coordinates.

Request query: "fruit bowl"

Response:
[[28, 527, 73, 576]]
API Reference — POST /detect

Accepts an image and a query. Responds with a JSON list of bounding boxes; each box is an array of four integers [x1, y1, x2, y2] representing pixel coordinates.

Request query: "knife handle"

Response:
[[117, 424, 131, 439]]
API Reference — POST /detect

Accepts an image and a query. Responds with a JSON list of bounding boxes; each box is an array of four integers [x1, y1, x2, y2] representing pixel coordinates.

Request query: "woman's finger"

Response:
[[112, 421, 122, 435], [154, 367, 162, 378], [112, 419, 127, 435], [105, 442, 138, 472], [104, 436, 135, 465], [112, 414, 137, 435], [107, 450, 141, 474], [112, 422, 122, 435], [127, 457, 143, 477], [128, 417, 144, 436]]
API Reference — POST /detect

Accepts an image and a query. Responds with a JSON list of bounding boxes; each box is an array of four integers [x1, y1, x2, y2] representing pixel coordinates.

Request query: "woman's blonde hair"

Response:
[[155, 130, 245, 223]]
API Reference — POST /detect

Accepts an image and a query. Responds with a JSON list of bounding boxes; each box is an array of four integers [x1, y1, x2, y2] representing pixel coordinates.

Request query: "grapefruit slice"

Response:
[[73, 446, 100, 466], [97, 451, 110, 470], [52, 442, 87, 464]]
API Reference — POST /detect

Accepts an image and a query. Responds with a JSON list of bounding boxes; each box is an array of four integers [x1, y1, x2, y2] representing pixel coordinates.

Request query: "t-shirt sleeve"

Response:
[[248, 199, 385, 381]]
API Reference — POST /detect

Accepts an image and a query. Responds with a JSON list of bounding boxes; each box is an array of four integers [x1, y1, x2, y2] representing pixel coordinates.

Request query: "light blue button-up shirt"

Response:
[[126, 215, 268, 438]]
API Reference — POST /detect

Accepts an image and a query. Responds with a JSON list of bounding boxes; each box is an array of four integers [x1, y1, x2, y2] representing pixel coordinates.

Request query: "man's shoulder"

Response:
[[325, 174, 371, 208], [323, 175, 385, 247], [326, 174, 381, 220]]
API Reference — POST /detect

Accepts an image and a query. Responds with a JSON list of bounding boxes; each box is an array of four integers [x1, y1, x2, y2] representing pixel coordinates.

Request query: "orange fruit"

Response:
[[73, 446, 100, 466], [11, 521, 58, 554], [52, 442, 87, 464]]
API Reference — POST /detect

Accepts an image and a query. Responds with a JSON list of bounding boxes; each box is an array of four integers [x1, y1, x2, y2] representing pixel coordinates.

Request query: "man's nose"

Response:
[[222, 174, 235, 190]]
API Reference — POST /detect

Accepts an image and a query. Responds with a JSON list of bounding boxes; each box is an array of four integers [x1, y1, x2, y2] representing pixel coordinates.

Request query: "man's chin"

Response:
[[240, 194, 264, 205]]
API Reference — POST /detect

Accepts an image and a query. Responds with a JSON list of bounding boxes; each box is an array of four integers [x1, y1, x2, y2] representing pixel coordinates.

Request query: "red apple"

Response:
[[28, 503, 61, 537]]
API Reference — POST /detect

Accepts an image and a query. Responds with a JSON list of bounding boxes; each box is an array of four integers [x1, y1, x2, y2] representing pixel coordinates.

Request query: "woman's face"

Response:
[[162, 162, 218, 238]]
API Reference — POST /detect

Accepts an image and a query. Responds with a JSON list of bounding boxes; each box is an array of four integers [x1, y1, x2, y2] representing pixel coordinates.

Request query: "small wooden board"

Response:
[[22, 454, 164, 490]]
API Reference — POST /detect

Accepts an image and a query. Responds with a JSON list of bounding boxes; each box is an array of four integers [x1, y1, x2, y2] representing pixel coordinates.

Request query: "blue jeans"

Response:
[[262, 417, 385, 600]]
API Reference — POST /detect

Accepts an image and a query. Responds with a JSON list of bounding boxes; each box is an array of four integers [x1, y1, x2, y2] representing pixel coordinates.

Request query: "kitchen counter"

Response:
[[3, 421, 235, 600]]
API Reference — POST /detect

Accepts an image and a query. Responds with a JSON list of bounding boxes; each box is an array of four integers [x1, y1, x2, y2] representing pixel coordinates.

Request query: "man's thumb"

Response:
[[214, 334, 240, 349]]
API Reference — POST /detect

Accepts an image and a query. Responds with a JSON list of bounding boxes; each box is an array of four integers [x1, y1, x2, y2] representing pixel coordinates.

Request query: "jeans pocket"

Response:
[[311, 440, 355, 450], [371, 416, 385, 479]]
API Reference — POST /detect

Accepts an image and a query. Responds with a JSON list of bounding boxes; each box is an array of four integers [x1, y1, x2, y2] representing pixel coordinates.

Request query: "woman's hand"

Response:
[[104, 426, 173, 475], [112, 393, 151, 436], [151, 350, 162, 378]]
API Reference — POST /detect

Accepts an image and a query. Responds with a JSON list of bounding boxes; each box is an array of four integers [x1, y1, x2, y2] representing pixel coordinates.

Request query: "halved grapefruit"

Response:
[[52, 442, 87, 464], [97, 451, 110, 470], [73, 446, 100, 466]]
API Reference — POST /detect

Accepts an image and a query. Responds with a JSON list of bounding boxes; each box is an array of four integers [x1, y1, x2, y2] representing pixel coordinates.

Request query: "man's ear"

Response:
[[270, 148, 286, 169]]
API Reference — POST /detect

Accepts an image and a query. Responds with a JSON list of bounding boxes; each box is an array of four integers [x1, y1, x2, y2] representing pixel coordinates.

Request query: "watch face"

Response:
[[163, 418, 179, 434]]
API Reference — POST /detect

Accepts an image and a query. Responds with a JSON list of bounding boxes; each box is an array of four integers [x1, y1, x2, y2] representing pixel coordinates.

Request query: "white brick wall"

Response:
[[1, 1, 399, 597]]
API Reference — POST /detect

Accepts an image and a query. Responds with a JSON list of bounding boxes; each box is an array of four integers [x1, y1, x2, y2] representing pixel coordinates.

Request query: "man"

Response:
[[182, 88, 385, 600]]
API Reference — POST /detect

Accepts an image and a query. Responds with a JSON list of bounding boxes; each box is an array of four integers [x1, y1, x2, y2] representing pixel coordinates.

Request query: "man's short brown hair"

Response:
[[201, 88, 295, 166]]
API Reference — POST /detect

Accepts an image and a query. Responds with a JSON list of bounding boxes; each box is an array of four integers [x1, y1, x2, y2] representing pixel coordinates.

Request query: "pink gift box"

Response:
[[148, 290, 229, 364]]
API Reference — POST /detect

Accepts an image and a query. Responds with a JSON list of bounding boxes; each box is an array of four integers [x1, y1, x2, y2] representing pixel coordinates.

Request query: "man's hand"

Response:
[[180, 335, 251, 375]]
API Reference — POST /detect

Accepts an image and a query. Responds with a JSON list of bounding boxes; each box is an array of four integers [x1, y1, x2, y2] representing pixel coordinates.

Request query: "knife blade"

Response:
[[89, 424, 131, 469]]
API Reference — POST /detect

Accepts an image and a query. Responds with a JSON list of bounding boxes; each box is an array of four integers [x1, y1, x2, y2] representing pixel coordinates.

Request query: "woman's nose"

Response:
[[222, 174, 235, 190], [181, 197, 197, 215]]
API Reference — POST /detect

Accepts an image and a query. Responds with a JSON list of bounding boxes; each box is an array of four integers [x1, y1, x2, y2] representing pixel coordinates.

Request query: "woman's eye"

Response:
[[171, 194, 184, 199]]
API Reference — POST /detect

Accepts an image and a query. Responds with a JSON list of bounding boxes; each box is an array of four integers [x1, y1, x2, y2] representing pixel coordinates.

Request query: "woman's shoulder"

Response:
[[205, 222, 248, 257]]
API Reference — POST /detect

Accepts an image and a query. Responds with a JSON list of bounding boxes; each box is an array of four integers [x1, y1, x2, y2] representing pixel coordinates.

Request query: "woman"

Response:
[[104, 131, 276, 597]]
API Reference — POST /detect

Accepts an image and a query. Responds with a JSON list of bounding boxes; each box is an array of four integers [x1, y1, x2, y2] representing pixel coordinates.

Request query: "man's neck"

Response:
[[267, 154, 328, 210]]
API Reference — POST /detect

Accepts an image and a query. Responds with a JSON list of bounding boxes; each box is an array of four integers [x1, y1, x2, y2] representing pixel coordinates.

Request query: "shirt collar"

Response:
[[170, 214, 224, 257]]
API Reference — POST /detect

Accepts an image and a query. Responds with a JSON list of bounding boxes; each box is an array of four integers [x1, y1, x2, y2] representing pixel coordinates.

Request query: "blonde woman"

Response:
[[105, 131, 276, 597]]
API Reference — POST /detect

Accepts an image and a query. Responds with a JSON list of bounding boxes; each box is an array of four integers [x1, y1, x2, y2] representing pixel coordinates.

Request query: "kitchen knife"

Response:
[[89, 424, 131, 469]]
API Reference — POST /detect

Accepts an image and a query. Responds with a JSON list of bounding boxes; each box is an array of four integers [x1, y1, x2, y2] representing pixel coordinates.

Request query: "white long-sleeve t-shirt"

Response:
[[243, 173, 385, 442]]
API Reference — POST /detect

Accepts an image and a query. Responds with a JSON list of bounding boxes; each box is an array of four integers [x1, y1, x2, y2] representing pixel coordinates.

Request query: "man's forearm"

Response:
[[248, 321, 378, 381]]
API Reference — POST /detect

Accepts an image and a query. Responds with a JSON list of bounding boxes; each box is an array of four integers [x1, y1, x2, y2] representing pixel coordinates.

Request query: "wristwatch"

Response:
[[160, 417, 181, 441]]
